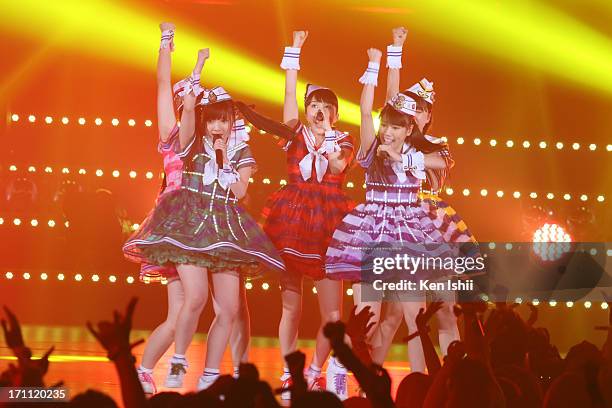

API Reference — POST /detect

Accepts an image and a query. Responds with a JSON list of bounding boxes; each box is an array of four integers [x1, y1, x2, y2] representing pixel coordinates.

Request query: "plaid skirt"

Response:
[[123, 189, 285, 277], [262, 182, 353, 280]]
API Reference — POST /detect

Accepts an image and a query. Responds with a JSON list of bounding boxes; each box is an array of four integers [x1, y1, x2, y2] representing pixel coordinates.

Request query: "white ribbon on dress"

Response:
[[199, 123, 250, 189], [299, 128, 340, 182]]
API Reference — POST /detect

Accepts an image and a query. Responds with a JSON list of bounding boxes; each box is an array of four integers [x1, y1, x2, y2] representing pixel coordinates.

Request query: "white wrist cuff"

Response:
[[280, 47, 301, 70], [359, 61, 380, 86], [386, 45, 402, 69], [160, 30, 175, 51]]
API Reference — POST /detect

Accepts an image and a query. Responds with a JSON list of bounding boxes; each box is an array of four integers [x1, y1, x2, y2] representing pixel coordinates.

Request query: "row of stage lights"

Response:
[[3, 271, 609, 309], [9, 114, 611, 152], [480, 294, 609, 310], [1, 271, 350, 295], [0, 218, 69, 228], [2, 216, 608, 258], [452, 137, 611, 152], [3, 165, 607, 203], [7, 165, 156, 179], [0, 217, 141, 231], [10, 114, 153, 128]]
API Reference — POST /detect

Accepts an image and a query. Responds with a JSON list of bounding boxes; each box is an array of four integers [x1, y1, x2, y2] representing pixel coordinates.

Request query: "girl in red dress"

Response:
[[262, 30, 354, 400]]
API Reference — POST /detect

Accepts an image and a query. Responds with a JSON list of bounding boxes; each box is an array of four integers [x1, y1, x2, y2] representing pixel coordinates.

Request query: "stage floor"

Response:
[[0, 325, 413, 406]]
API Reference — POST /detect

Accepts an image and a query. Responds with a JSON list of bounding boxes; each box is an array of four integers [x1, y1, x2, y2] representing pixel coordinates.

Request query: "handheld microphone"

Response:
[[213, 134, 224, 168]]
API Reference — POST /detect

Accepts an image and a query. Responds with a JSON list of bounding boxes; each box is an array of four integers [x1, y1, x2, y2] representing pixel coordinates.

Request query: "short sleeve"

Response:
[[356, 138, 380, 168], [336, 131, 355, 165], [233, 144, 257, 173], [174, 134, 197, 158]]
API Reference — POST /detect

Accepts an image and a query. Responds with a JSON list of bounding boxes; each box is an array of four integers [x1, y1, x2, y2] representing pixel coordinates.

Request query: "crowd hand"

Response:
[[392, 26, 407, 46], [370, 363, 393, 395], [206, 375, 235, 398], [284, 350, 306, 375], [280, 351, 307, 397], [238, 363, 259, 382], [323, 321, 346, 347], [366, 47, 382, 63], [415, 301, 443, 331], [86, 297, 144, 361], [376, 144, 402, 162], [346, 306, 376, 342], [292, 30, 308, 48], [2, 306, 26, 351], [444, 340, 467, 365]]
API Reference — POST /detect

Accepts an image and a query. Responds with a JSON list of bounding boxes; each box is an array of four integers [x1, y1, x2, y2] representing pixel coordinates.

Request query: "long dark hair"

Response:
[[184, 100, 296, 170]]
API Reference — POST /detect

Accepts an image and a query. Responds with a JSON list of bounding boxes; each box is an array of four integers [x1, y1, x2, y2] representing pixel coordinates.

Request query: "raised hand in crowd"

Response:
[[87, 297, 147, 408]]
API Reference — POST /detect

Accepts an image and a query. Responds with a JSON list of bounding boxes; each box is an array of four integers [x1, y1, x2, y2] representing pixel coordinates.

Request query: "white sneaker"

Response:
[[326, 357, 348, 401], [197, 374, 219, 391], [280, 374, 292, 400], [137, 369, 157, 394], [164, 360, 187, 388]]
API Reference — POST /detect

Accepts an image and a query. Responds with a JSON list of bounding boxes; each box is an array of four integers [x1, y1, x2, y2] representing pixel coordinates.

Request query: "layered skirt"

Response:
[[124, 189, 284, 277], [262, 182, 353, 280]]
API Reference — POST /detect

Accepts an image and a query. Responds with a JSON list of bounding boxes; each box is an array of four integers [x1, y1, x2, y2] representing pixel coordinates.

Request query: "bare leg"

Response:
[[204, 273, 241, 370], [436, 301, 459, 356], [370, 301, 404, 365], [311, 279, 343, 368], [400, 299, 427, 373], [352, 282, 382, 342], [213, 278, 250, 366], [230, 282, 251, 364], [278, 275, 303, 358], [173, 265, 208, 355], [140, 279, 184, 369]]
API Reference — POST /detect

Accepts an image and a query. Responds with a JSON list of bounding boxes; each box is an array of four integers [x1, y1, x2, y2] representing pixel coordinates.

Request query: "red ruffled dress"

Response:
[[261, 123, 355, 285]]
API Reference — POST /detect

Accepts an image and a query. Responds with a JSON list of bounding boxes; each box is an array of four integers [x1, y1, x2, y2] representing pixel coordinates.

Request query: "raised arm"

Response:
[[282, 31, 308, 128], [359, 48, 382, 155], [178, 48, 209, 149], [385, 27, 407, 102], [157, 22, 176, 142]]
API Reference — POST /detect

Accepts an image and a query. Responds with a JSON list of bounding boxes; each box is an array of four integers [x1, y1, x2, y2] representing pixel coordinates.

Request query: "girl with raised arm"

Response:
[[325, 44, 458, 374], [369, 28, 479, 369], [124, 39, 294, 390], [262, 30, 355, 400], [124, 23, 206, 393]]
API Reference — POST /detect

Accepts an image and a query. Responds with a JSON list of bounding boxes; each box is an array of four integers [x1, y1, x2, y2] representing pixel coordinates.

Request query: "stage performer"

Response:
[[123, 32, 294, 390], [366, 28, 479, 370], [325, 45, 458, 374], [262, 30, 355, 400], [125, 24, 254, 394]]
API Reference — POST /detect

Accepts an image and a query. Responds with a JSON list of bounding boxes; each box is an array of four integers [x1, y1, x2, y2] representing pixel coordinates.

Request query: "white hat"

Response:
[[199, 86, 232, 106], [407, 78, 435, 105], [387, 93, 417, 116]]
